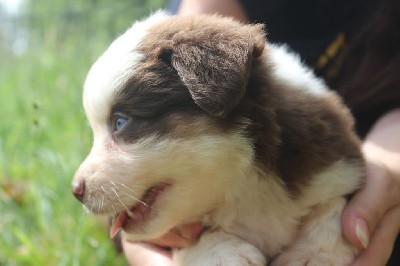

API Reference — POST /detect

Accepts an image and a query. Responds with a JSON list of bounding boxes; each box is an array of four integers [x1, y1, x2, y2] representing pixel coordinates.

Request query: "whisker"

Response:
[[100, 195, 105, 212], [119, 190, 150, 208], [110, 187, 135, 215], [109, 180, 117, 188], [117, 182, 141, 194], [109, 180, 145, 195], [108, 181, 149, 208]]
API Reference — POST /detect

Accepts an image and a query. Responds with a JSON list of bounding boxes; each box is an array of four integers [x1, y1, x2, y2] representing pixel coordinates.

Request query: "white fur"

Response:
[[271, 198, 357, 266], [83, 11, 169, 126], [74, 12, 362, 266], [174, 231, 266, 265], [299, 160, 364, 207], [268, 44, 328, 96]]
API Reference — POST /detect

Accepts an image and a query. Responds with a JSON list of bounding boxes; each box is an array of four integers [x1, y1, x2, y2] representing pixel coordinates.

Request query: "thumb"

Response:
[[341, 208, 370, 250], [341, 161, 397, 250]]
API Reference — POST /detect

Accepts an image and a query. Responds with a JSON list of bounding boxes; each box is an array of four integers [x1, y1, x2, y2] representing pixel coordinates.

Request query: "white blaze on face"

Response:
[[74, 11, 173, 215], [82, 11, 170, 128]]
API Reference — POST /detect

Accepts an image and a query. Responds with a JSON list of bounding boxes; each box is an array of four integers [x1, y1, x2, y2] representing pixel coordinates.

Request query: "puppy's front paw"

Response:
[[271, 246, 356, 266], [272, 198, 358, 266], [174, 231, 266, 266]]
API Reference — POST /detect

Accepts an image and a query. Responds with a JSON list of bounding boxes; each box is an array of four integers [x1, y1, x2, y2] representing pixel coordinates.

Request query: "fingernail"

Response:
[[355, 218, 369, 249]]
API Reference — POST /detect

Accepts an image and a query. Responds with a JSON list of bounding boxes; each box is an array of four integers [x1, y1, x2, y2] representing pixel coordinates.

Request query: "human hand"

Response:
[[122, 222, 203, 266], [341, 161, 400, 265], [342, 109, 400, 266]]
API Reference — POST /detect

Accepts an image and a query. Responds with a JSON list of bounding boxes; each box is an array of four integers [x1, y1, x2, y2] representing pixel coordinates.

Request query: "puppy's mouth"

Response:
[[109, 183, 170, 238]]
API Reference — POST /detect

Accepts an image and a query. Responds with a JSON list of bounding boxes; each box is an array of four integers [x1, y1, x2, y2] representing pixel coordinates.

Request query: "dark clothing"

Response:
[[239, 0, 371, 64], [239, 0, 381, 138]]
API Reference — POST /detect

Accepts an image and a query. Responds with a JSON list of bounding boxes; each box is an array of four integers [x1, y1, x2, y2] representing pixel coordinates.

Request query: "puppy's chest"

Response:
[[202, 182, 306, 256]]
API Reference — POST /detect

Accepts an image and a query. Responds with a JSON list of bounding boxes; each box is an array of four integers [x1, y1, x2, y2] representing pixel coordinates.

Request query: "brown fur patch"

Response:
[[139, 15, 265, 118], [111, 56, 201, 142], [234, 51, 362, 194], [274, 88, 362, 193]]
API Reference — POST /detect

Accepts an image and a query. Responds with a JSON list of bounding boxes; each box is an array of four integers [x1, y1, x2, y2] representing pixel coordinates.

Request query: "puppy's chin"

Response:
[[121, 179, 226, 242], [121, 207, 188, 242]]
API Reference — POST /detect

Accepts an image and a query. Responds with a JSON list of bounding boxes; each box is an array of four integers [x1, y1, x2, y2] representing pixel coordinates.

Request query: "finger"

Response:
[[148, 222, 204, 248], [148, 229, 192, 248], [341, 162, 399, 249], [178, 222, 204, 240], [121, 233, 173, 266], [352, 205, 400, 266]]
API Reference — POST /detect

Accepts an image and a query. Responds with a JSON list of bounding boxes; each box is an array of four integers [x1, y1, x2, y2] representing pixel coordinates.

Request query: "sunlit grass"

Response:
[[0, 0, 169, 262], [0, 37, 126, 266]]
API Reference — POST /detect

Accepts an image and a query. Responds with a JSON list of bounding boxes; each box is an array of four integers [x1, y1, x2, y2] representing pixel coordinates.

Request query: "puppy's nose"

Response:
[[72, 180, 85, 203]]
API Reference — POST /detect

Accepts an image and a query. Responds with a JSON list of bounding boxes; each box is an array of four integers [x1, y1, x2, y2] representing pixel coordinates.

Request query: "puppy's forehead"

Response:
[[83, 11, 169, 125], [83, 12, 242, 128]]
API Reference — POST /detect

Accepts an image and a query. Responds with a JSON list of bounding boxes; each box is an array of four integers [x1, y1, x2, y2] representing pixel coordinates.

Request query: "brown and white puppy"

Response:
[[72, 11, 364, 265]]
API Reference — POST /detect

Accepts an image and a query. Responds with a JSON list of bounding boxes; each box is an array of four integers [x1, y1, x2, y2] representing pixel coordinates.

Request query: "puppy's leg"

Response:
[[174, 230, 266, 266], [272, 197, 357, 266]]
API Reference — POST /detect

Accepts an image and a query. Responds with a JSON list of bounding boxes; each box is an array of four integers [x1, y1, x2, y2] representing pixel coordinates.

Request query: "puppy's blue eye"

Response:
[[115, 116, 128, 131]]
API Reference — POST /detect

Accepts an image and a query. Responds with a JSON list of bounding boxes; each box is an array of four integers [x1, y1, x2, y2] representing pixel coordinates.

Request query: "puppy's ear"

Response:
[[159, 23, 265, 118]]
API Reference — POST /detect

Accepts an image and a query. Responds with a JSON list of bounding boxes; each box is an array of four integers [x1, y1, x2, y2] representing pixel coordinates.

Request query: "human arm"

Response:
[[176, 0, 248, 22]]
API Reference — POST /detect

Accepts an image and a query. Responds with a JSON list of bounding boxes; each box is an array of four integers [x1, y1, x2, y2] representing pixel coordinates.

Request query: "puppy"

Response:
[[72, 11, 364, 265]]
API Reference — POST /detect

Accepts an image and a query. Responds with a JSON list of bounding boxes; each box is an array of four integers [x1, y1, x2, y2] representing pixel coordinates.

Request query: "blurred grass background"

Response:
[[0, 0, 166, 265]]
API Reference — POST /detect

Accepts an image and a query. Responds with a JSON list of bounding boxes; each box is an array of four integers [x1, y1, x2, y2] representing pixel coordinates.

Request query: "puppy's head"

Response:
[[72, 11, 265, 241]]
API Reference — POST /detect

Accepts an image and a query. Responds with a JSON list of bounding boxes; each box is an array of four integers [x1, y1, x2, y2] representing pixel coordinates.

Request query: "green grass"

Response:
[[0, 45, 129, 265], [0, 1, 168, 263]]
